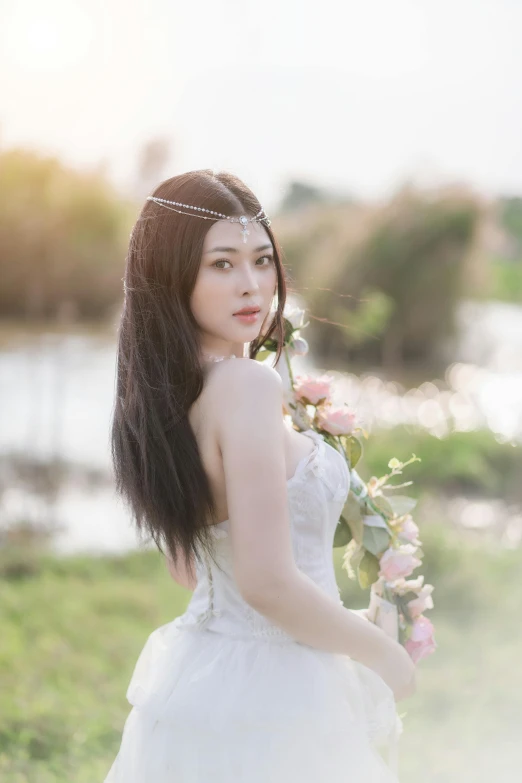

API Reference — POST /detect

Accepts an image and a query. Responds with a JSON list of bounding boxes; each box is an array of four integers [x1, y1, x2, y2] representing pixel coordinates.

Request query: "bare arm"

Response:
[[216, 359, 416, 701]]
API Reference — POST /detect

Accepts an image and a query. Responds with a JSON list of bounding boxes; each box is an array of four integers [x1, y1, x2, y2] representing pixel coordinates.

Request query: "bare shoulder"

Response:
[[210, 357, 282, 385], [207, 358, 283, 439], [208, 358, 282, 404]]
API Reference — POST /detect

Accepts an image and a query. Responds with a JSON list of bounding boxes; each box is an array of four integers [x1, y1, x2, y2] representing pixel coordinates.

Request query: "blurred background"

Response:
[[1, 1, 521, 781]]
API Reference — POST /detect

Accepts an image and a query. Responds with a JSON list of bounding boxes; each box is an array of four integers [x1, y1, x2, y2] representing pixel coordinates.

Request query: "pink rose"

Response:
[[316, 404, 356, 436], [294, 374, 333, 406], [379, 544, 422, 581], [407, 585, 434, 618], [397, 515, 421, 545], [404, 615, 437, 664]]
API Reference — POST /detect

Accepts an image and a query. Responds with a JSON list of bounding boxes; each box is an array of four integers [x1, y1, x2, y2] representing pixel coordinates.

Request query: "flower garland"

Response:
[[255, 304, 436, 664]]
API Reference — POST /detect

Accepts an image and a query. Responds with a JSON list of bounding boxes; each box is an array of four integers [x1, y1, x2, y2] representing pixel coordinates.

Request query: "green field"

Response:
[[1, 523, 520, 782]]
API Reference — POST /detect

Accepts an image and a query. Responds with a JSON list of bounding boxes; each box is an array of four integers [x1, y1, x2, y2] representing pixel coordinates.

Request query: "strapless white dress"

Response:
[[103, 428, 403, 782]]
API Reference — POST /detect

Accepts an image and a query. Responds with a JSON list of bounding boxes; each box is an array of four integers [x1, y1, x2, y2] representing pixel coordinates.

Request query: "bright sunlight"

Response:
[[2, 1, 94, 74]]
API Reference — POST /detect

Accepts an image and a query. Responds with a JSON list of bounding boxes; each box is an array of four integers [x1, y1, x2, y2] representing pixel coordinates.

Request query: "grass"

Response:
[[488, 257, 522, 303], [1, 524, 521, 782], [360, 426, 522, 503], [0, 550, 192, 782]]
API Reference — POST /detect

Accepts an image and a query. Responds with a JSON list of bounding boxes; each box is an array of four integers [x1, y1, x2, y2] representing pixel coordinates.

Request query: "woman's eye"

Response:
[[213, 255, 273, 270]]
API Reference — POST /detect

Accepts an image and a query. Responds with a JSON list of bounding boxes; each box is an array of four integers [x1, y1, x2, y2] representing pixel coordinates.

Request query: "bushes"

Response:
[[0, 149, 134, 320], [275, 185, 482, 367], [360, 426, 522, 502]]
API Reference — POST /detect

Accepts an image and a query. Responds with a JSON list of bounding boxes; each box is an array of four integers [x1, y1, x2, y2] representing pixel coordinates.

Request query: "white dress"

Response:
[[103, 428, 403, 782]]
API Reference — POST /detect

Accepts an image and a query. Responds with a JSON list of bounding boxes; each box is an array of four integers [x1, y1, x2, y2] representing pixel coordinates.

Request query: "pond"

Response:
[[1, 300, 521, 553]]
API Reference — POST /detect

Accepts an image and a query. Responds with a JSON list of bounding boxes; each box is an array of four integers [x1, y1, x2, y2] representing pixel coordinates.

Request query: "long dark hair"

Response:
[[111, 169, 288, 572]]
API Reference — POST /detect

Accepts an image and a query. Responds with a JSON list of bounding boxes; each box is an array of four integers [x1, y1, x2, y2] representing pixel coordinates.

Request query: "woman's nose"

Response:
[[238, 264, 260, 291]]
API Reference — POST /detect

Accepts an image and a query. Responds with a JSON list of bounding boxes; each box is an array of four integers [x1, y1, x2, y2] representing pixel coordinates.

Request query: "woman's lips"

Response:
[[233, 311, 260, 323]]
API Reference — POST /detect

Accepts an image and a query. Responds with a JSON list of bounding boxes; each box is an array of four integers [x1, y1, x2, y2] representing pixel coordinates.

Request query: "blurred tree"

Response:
[[345, 186, 480, 366], [278, 179, 355, 213], [0, 149, 133, 320], [275, 184, 482, 369]]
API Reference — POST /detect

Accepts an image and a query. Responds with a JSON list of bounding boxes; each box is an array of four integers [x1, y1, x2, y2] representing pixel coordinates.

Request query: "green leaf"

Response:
[[253, 349, 273, 362], [283, 317, 296, 343], [341, 492, 364, 544], [349, 543, 365, 572], [340, 435, 363, 468], [371, 495, 395, 519], [261, 338, 278, 352], [362, 513, 390, 530], [362, 525, 391, 557], [358, 550, 380, 589], [388, 495, 418, 516], [333, 517, 353, 547]]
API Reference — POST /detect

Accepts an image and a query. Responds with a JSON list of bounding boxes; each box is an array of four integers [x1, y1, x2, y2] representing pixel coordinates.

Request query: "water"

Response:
[[1, 300, 521, 553], [0, 329, 136, 553]]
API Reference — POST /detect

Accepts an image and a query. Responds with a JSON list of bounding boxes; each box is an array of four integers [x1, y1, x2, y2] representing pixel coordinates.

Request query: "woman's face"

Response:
[[191, 218, 278, 359]]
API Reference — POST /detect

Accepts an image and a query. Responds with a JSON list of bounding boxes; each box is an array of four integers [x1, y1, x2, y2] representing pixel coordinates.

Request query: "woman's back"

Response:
[[187, 357, 320, 529], [174, 422, 349, 636]]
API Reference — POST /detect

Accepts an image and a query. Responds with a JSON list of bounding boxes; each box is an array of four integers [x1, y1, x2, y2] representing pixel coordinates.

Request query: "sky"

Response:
[[1, 0, 521, 211]]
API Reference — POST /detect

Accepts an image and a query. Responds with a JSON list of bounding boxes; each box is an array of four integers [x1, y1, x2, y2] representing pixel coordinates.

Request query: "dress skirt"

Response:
[[103, 619, 402, 782]]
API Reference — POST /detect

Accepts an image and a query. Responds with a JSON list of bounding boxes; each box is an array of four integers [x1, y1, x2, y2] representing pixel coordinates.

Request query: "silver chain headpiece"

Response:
[[146, 196, 271, 243]]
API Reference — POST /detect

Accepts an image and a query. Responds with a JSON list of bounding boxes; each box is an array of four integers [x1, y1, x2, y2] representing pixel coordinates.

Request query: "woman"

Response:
[[104, 169, 415, 782]]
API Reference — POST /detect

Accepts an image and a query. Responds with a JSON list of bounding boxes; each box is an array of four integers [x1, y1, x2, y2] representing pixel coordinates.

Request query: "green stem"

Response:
[[365, 493, 390, 520], [336, 435, 349, 466], [284, 344, 295, 386]]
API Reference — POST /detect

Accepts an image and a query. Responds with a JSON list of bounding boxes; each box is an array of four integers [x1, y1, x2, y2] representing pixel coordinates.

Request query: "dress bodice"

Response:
[[173, 428, 351, 641]]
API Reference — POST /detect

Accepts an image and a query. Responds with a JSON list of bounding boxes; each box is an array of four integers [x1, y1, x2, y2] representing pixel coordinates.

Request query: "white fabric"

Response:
[[103, 428, 403, 782]]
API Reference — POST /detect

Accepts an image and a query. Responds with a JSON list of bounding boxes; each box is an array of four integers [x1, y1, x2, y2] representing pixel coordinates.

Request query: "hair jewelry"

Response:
[[146, 196, 271, 243]]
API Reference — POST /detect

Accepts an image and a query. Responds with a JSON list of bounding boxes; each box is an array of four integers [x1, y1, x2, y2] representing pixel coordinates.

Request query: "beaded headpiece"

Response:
[[146, 196, 271, 243]]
